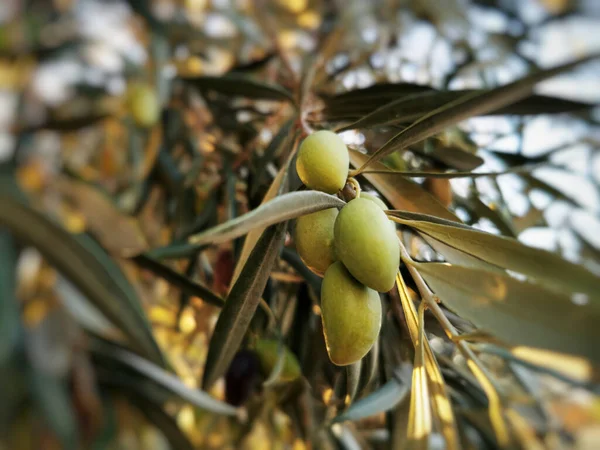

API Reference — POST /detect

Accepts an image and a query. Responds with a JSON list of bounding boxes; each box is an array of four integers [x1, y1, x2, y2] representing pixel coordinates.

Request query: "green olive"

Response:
[[294, 208, 338, 276], [334, 197, 400, 292], [360, 192, 396, 233], [296, 130, 349, 194], [254, 339, 301, 382], [321, 261, 381, 366], [127, 82, 160, 128], [360, 191, 388, 210]]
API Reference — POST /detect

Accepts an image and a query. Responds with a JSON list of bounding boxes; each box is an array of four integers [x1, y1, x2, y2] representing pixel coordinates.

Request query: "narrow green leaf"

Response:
[[355, 54, 600, 173], [360, 164, 542, 179], [389, 210, 600, 299], [350, 151, 460, 222], [337, 89, 593, 131], [189, 191, 344, 246], [323, 82, 592, 121], [455, 196, 517, 238], [332, 375, 410, 424], [131, 255, 225, 308], [415, 262, 600, 363], [182, 74, 295, 102], [0, 192, 164, 366], [145, 243, 209, 260], [91, 340, 240, 416], [232, 151, 294, 285], [202, 222, 287, 390], [0, 232, 19, 363]]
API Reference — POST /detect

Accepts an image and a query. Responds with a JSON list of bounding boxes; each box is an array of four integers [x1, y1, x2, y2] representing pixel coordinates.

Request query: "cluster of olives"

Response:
[[294, 131, 400, 366]]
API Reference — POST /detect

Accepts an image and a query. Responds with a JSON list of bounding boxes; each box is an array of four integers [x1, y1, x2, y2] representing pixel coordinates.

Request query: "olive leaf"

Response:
[[350, 150, 460, 222], [0, 232, 19, 364], [414, 262, 600, 363], [389, 210, 600, 299], [354, 54, 600, 173], [182, 74, 295, 102], [360, 163, 542, 179], [396, 272, 461, 450], [189, 191, 344, 246], [0, 188, 164, 367], [322, 82, 592, 121], [202, 222, 287, 390], [57, 177, 148, 257], [131, 255, 225, 308], [332, 369, 411, 424], [335, 89, 593, 131], [91, 339, 240, 416]]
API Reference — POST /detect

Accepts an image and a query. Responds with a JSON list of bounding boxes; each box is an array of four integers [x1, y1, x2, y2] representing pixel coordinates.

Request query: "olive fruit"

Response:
[[254, 339, 301, 382], [294, 208, 338, 276], [321, 262, 381, 366], [334, 197, 400, 292], [360, 192, 396, 233], [360, 191, 388, 210], [296, 130, 349, 194], [127, 82, 160, 128]]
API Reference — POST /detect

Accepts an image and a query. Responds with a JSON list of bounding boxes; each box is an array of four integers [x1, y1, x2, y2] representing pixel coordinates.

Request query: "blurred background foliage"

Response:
[[1, 0, 600, 449]]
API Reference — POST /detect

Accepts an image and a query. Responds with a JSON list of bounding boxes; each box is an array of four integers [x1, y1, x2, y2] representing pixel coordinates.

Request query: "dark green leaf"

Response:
[[145, 242, 210, 260], [91, 339, 240, 416], [29, 371, 78, 450], [0, 190, 164, 366], [14, 114, 110, 134], [337, 90, 593, 131], [355, 54, 600, 172], [189, 191, 344, 246], [415, 262, 600, 363], [0, 232, 19, 363], [350, 151, 460, 222], [182, 74, 295, 102], [202, 222, 287, 390], [131, 255, 225, 308], [390, 210, 600, 299]]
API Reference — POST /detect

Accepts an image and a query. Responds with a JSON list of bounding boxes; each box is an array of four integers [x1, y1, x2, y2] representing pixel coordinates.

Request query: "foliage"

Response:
[[1, 0, 600, 449]]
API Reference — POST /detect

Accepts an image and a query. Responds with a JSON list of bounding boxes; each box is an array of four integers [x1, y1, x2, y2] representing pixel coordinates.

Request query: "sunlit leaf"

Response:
[[189, 190, 344, 246], [405, 302, 432, 450], [389, 211, 600, 299], [355, 54, 600, 173], [397, 273, 461, 450], [202, 222, 287, 390], [182, 74, 295, 102], [349, 151, 460, 222], [415, 262, 600, 363]]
